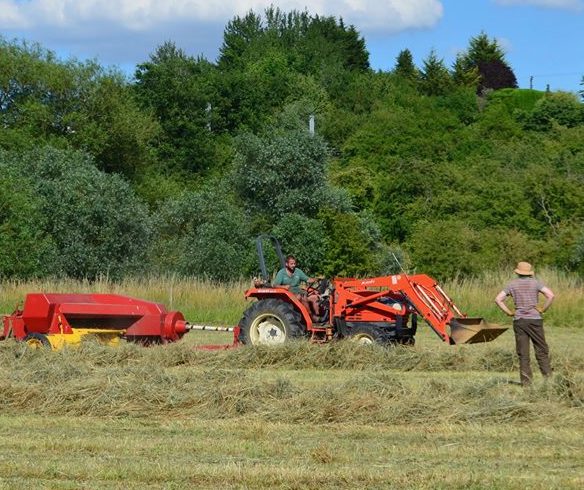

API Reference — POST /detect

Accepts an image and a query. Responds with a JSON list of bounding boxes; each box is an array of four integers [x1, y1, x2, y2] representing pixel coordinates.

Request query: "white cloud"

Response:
[[494, 0, 584, 11], [0, 0, 444, 33], [0, 0, 28, 28]]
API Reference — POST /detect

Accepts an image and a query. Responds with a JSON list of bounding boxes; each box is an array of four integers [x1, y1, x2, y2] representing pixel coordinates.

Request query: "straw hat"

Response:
[[514, 261, 534, 276]]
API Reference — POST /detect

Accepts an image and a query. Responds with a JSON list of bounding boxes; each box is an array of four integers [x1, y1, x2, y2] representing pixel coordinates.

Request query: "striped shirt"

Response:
[[503, 277, 545, 320]]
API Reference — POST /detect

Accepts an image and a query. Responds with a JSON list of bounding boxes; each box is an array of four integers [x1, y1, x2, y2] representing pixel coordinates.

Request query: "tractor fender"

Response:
[[244, 288, 313, 330]]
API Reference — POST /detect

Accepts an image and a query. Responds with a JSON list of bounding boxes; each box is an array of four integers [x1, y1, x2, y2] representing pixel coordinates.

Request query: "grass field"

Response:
[[1, 275, 583, 488]]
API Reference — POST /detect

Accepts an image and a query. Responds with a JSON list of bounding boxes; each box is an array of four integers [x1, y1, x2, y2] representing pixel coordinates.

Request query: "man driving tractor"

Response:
[[273, 255, 321, 321]]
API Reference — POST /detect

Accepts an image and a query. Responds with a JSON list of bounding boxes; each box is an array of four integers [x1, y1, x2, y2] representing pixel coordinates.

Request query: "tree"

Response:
[[520, 92, 584, 131], [466, 32, 507, 64], [302, 15, 369, 72], [232, 128, 332, 221], [477, 60, 517, 92], [69, 72, 159, 176], [150, 183, 251, 280], [318, 209, 381, 277], [271, 213, 328, 274], [219, 8, 369, 74], [419, 50, 453, 96], [457, 32, 518, 93], [1, 147, 152, 279], [571, 228, 584, 273], [0, 169, 56, 278], [452, 53, 480, 88], [134, 41, 218, 175], [215, 8, 369, 132], [0, 38, 157, 177], [219, 11, 264, 70], [394, 49, 418, 81]]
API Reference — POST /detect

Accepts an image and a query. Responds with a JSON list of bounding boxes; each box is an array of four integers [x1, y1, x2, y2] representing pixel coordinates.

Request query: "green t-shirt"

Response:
[[274, 267, 309, 294]]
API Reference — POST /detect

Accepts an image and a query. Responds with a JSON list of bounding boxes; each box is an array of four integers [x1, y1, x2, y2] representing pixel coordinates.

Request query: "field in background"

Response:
[[1, 272, 583, 488]]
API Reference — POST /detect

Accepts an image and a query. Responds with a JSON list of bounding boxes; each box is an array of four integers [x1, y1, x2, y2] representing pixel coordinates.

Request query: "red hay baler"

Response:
[[1, 293, 191, 349]]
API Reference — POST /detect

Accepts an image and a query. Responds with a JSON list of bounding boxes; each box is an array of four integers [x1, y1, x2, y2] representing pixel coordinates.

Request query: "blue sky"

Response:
[[1, 0, 582, 93]]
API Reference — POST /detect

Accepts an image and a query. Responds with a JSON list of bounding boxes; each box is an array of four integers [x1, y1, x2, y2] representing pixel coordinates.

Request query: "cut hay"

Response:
[[0, 340, 582, 425]]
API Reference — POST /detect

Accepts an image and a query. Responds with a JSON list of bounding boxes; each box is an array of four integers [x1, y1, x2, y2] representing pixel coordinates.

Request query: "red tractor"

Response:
[[237, 236, 506, 346]]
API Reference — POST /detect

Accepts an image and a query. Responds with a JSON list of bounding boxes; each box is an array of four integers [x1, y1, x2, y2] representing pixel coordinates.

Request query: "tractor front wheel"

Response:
[[348, 325, 393, 345], [399, 336, 416, 346], [238, 299, 305, 346]]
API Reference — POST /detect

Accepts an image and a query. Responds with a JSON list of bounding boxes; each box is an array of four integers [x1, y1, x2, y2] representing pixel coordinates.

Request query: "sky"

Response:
[[0, 0, 582, 94]]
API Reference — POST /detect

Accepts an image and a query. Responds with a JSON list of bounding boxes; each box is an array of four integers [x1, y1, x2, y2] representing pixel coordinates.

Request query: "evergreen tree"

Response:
[[394, 49, 418, 81], [452, 53, 480, 88], [420, 50, 453, 96], [466, 32, 506, 64]]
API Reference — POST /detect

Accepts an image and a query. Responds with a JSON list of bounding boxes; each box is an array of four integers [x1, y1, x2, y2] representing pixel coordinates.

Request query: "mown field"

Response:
[[1, 273, 583, 488]]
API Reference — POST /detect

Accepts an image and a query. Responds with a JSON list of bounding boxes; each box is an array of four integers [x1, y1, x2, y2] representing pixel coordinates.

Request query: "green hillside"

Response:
[[1, 8, 583, 281]]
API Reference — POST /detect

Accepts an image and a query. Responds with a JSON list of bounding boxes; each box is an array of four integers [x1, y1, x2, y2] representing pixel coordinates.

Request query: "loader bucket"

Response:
[[449, 318, 508, 344]]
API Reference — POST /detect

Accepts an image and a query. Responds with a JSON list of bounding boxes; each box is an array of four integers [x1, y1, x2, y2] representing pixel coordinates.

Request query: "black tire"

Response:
[[347, 324, 394, 345], [24, 333, 51, 349], [238, 299, 305, 345], [399, 336, 416, 346]]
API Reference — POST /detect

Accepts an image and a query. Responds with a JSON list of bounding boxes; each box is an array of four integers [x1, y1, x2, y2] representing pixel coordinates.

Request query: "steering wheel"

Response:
[[306, 278, 325, 296]]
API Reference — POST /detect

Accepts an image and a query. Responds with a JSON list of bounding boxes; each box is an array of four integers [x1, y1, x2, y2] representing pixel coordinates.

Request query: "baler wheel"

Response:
[[238, 299, 305, 345], [24, 333, 51, 349], [348, 325, 392, 345]]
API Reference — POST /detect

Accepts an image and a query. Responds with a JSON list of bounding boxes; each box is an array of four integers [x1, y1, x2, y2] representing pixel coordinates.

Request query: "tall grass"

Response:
[[443, 268, 584, 328], [1, 267, 582, 327]]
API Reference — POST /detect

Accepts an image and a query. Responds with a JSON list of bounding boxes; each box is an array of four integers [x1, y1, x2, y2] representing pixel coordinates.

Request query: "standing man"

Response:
[[274, 255, 320, 321], [495, 261, 555, 386]]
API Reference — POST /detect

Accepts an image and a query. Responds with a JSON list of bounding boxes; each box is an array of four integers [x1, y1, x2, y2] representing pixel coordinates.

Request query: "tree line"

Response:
[[1, 7, 583, 281]]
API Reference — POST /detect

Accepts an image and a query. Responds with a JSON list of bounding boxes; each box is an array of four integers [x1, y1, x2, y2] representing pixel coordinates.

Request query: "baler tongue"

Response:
[[449, 317, 508, 344]]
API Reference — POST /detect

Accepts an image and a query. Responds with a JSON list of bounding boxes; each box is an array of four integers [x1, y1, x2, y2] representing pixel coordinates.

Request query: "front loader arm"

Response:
[[336, 274, 462, 343], [393, 274, 461, 343]]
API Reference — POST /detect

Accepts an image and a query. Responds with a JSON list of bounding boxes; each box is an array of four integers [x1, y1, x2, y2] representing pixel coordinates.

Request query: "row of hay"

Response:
[[0, 342, 582, 423], [3, 337, 583, 373]]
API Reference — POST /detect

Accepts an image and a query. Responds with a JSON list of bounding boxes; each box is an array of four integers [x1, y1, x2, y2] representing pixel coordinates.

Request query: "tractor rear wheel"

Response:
[[24, 333, 51, 349], [348, 325, 393, 345], [238, 299, 305, 345]]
